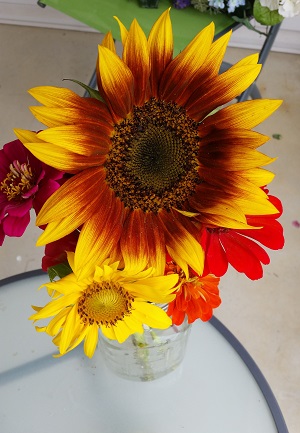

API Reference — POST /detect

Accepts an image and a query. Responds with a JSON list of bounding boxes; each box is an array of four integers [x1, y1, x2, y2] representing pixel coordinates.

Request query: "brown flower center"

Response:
[[105, 98, 201, 213], [77, 281, 134, 327], [0, 160, 34, 201]]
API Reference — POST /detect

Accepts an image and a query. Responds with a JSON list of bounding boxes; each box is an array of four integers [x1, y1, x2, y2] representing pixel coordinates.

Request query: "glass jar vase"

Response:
[[99, 318, 191, 381]]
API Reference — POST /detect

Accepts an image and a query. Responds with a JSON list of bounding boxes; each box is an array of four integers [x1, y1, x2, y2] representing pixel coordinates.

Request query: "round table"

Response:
[[0, 270, 289, 433]]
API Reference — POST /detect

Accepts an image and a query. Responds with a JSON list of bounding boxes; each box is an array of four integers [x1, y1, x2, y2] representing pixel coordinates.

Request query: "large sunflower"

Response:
[[30, 252, 178, 358], [15, 9, 281, 279]]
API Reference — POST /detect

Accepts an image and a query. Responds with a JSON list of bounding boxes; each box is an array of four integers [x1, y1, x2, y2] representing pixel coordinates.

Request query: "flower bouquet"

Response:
[[174, 0, 299, 28], [1, 9, 284, 379]]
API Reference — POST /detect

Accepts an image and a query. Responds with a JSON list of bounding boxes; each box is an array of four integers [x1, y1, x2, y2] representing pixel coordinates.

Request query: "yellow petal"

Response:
[[196, 200, 247, 222], [28, 86, 83, 107], [37, 125, 110, 156], [123, 315, 144, 334], [84, 323, 99, 358], [159, 211, 204, 276], [198, 213, 252, 229], [234, 194, 280, 215], [235, 52, 259, 66], [240, 168, 275, 186], [113, 319, 132, 343], [29, 292, 80, 321], [37, 215, 83, 246], [57, 323, 89, 357], [113, 16, 128, 46], [134, 302, 172, 329], [101, 31, 116, 53], [46, 307, 70, 336], [15, 129, 105, 173], [14, 128, 43, 144], [97, 45, 134, 120], [100, 324, 116, 340], [30, 100, 112, 128], [199, 99, 283, 134], [123, 274, 178, 303], [40, 272, 83, 296], [59, 305, 80, 354], [202, 30, 232, 77]]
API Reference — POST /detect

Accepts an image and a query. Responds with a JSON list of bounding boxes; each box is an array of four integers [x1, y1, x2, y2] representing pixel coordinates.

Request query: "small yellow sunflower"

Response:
[[30, 251, 178, 358], [15, 9, 281, 278]]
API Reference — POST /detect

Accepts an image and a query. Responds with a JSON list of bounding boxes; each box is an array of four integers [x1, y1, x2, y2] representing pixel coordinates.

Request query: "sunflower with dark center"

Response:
[[15, 9, 281, 279]]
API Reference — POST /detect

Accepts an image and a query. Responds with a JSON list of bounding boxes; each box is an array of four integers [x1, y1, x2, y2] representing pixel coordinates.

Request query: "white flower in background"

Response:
[[278, 0, 300, 17], [227, 0, 246, 12], [260, 0, 280, 9], [260, 0, 300, 16], [208, 0, 225, 9]]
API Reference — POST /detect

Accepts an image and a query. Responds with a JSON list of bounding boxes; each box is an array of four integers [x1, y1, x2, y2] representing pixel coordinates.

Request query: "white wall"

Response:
[[1, 0, 300, 53]]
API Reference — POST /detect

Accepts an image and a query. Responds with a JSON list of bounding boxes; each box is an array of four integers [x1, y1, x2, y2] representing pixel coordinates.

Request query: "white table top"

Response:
[[0, 271, 289, 433]]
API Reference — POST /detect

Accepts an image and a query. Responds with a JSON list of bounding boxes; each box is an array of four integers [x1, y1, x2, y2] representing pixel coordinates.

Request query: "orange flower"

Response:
[[166, 261, 221, 324]]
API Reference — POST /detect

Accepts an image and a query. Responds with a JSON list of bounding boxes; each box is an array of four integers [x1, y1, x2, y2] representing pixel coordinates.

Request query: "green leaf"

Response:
[[63, 78, 105, 102], [253, 0, 284, 25], [231, 16, 268, 36], [48, 262, 73, 282]]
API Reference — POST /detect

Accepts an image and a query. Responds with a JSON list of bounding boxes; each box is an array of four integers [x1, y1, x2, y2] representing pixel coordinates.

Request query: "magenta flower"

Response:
[[0, 138, 64, 245]]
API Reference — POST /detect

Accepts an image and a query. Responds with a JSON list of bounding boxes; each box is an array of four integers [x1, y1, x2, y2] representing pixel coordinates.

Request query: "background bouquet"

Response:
[[174, 0, 300, 26]]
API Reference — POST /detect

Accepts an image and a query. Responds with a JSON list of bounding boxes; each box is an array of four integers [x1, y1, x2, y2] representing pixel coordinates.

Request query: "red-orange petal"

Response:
[[74, 188, 125, 279], [120, 209, 149, 274], [186, 62, 262, 122], [147, 8, 173, 97], [122, 19, 150, 105], [159, 22, 214, 103], [36, 167, 106, 226], [159, 209, 204, 276]]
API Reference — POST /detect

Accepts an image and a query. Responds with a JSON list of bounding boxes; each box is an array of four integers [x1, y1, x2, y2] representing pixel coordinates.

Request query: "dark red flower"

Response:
[[41, 230, 79, 271], [0, 138, 63, 245], [200, 194, 284, 280]]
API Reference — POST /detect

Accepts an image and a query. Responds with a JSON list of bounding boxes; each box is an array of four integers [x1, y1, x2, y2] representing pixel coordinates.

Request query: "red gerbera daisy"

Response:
[[200, 194, 284, 280]]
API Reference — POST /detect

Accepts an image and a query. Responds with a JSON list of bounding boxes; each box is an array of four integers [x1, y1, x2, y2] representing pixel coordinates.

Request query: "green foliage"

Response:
[[232, 15, 268, 35], [253, 0, 284, 25], [48, 262, 73, 282], [63, 78, 105, 102]]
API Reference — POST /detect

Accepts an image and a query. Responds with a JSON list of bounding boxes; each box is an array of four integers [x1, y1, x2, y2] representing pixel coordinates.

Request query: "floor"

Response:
[[1, 23, 299, 433]]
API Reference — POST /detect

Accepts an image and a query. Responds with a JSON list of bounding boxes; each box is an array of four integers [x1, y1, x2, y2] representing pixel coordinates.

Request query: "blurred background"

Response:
[[1, 3, 300, 433]]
